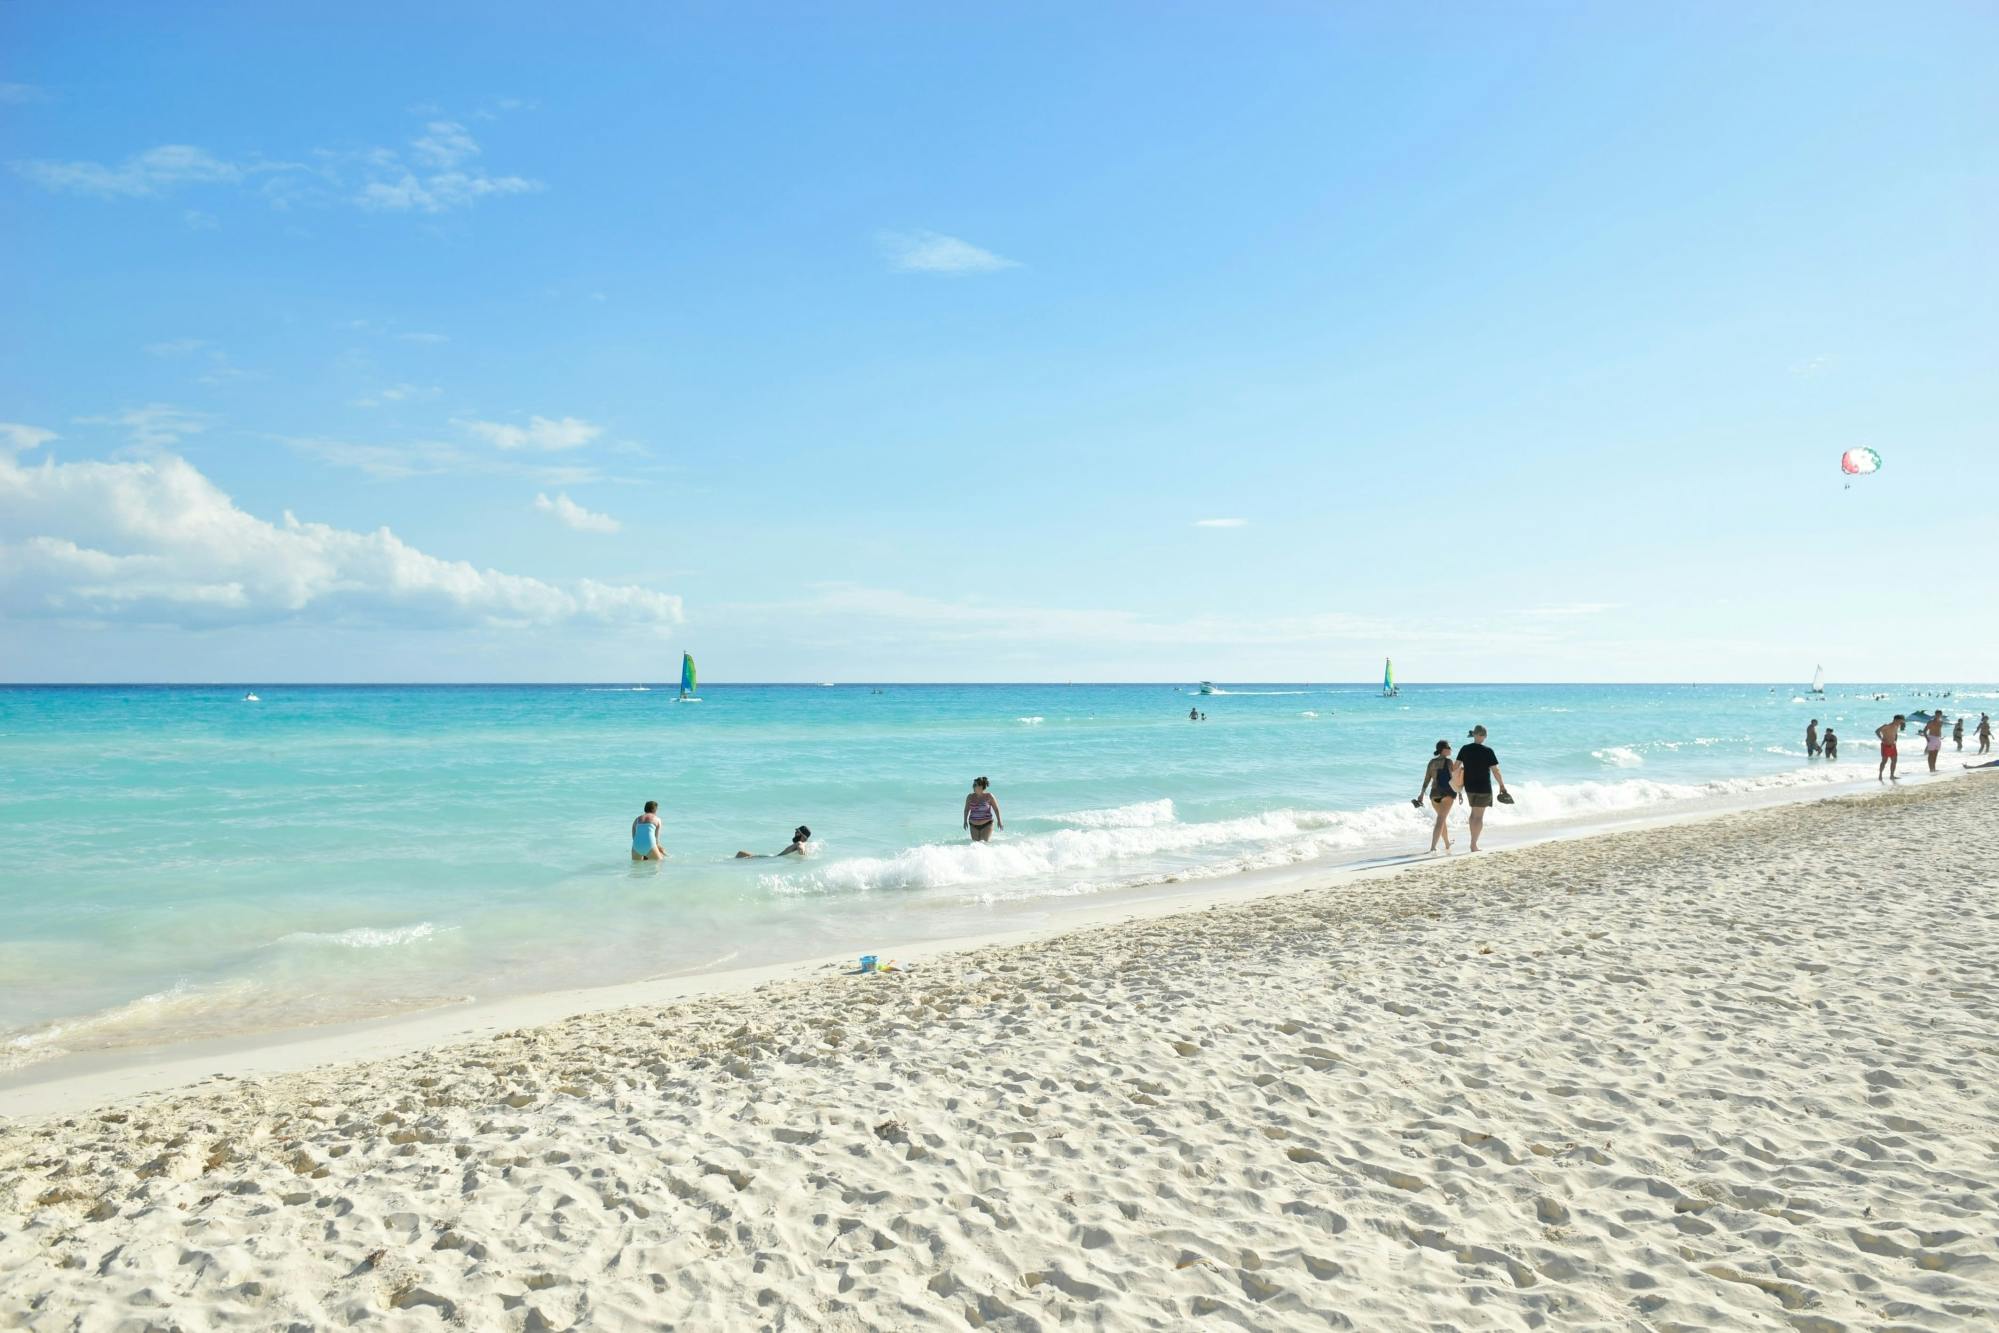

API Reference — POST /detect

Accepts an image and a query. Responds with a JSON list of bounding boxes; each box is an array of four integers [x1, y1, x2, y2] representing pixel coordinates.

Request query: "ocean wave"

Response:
[[1016, 716, 1045, 725], [0, 980, 259, 1074], [1030, 798, 1176, 829], [1591, 746, 1644, 768], [277, 922, 444, 949], [759, 764, 1880, 900], [1204, 689, 1311, 696]]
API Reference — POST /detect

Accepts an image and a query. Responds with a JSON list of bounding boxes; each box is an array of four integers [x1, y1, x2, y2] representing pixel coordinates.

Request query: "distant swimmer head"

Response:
[[644, 800, 659, 813], [972, 776, 989, 791], [1433, 739, 1452, 756], [793, 825, 811, 843]]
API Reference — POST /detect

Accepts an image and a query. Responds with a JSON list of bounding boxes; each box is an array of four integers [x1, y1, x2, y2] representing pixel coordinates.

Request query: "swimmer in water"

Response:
[[632, 800, 665, 861], [736, 826, 812, 858], [963, 776, 1002, 842]]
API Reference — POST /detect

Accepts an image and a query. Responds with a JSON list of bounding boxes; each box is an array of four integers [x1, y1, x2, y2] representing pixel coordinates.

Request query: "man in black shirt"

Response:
[[1457, 725, 1510, 852]]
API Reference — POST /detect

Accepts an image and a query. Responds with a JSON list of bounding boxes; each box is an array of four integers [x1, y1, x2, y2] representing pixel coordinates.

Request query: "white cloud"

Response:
[[1, 423, 58, 454], [0, 448, 679, 630], [409, 120, 480, 169], [351, 383, 441, 409], [183, 209, 219, 230], [11, 144, 289, 198], [286, 437, 465, 480], [13, 118, 538, 216], [1194, 517, 1247, 528], [74, 404, 212, 450], [879, 230, 1019, 274], [458, 415, 602, 451], [144, 338, 209, 357], [534, 492, 620, 534]]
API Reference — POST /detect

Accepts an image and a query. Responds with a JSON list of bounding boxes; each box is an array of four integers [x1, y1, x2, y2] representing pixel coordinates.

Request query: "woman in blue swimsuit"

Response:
[[632, 800, 665, 861], [1411, 741, 1460, 854]]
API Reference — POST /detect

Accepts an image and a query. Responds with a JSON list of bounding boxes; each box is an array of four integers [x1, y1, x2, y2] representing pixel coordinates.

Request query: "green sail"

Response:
[[680, 653, 697, 698]]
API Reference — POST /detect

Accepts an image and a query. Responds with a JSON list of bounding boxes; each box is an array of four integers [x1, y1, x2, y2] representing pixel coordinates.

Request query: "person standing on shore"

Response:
[[1805, 719, 1821, 757], [1822, 727, 1838, 760], [1953, 716, 1965, 751], [1980, 714, 1993, 754], [1876, 715, 1905, 781], [1924, 712, 1945, 772], [1411, 740, 1460, 853], [1456, 725, 1510, 852], [963, 776, 1002, 842], [632, 800, 666, 862]]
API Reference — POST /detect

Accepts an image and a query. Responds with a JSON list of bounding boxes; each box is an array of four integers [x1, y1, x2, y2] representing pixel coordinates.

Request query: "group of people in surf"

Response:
[[1866, 710, 1993, 780], [628, 776, 1005, 862], [1409, 724, 1513, 855]]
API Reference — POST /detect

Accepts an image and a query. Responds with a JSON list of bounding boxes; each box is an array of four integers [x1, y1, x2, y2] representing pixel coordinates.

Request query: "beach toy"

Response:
[[859, 954, 877, 973]]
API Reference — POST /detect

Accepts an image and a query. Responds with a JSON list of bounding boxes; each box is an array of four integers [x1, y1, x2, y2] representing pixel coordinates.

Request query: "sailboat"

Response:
[[1810, 665, 1825, 696], [1382, 658, 1399, 697], [676, 652, 701, 703]]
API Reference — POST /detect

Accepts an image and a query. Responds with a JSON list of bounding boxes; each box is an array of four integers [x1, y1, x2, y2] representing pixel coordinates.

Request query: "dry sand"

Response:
[[3, 778, 1995, 1330]]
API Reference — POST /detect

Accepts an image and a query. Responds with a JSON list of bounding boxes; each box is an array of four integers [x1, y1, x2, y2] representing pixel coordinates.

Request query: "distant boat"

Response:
[[632, 685, 651, 693], [1197, 681, 1216, 695], [243, 692, 260, 703], [1382, 658, 1399, 697], [676, 653, 701, 703], [1811, 665, 1825, 695]]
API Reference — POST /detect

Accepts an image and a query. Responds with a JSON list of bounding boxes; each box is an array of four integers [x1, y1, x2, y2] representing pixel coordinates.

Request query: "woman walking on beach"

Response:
[[1412, 740, 1460, 852], [963, 777, 1002, 842], [1924, 712, 1945, 772]]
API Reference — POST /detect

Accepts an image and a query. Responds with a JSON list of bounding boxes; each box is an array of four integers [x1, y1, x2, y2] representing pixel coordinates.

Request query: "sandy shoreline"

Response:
[[0, 764, 1946, 1112], [4, 778, 1996, 1328]]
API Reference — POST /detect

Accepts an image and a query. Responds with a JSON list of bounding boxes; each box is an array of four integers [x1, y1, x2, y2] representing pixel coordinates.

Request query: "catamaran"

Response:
[[1810, 665, 1825, 695], [676, 652, 701, 702], [1382, 658, 1399, 697]]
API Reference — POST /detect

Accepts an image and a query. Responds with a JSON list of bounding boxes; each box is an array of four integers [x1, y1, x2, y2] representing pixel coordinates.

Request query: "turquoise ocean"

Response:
[[2, 681, 1988, 1075]]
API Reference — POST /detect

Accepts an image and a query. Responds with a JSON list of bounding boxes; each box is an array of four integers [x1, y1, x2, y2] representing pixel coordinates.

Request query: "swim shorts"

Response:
[[1466, 792, 1494, 808], [1925, 736, 1942, 752], [1881, 744, 1898, 759]]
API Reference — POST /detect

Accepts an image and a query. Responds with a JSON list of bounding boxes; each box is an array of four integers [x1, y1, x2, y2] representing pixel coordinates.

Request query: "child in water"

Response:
[[1822, 728, 1838, 761]]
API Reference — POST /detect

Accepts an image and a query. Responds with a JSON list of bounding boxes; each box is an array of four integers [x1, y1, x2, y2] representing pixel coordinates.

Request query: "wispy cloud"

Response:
[[1194, 517, 1247, 528], [353, 120, 541, 213], [286, 436, 602, 487], [534, 492, 620, 534], [396, 331, 450, 345], [0, 83, 49, 105], [1790, 355, 1830, 378], [1, 422, 57, 454], [458, 415, 602, 452], [182, 209, 219, 230], [74, 404, 212, 450], [350, 383, 441, 409], [145, 338, 209, 357], [1519, 602, 1619, 618], [879, 230, 1019, 274], [0, 448, 679, 630], [12, 116, 540, 216], [12, 144, 296, 198]]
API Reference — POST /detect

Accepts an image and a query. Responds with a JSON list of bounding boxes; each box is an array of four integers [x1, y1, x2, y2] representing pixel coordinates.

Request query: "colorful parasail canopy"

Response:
[[1840, 447, 1882, 476]]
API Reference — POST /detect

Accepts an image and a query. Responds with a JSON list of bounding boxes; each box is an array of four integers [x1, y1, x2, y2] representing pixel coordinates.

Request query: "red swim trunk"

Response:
[[1881, 743, 1898, 759]]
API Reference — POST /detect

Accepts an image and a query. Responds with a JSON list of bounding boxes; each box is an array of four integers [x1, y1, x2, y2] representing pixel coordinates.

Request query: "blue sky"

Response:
[[3, 2, 1994, 682]]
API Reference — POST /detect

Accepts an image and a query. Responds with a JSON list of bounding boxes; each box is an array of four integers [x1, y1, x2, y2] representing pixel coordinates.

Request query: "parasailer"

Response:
[[1840, 447, 1880, 490]]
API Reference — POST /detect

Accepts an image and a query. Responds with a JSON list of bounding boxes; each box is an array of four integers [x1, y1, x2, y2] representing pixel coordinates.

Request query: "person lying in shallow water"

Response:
[[736, 826, 812, 858]]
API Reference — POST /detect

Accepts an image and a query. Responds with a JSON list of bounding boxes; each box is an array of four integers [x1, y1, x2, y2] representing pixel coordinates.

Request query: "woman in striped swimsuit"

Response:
[[963, 776, 1002, 843]]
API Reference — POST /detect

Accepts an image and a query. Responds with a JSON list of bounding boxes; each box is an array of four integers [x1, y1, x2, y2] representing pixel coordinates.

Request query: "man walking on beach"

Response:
[[1980, 713, 1993, 755], [1805, 719, 1820, 757], [1876, 715, 1904, 781], [1457, 725, 1510, 852]]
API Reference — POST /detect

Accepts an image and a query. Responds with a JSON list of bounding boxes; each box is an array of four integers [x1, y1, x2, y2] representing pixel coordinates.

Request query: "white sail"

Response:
[[1811, 665, 1824, 694]]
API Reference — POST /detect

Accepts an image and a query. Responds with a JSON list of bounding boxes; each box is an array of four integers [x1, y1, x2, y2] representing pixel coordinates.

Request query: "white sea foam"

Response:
[[1017, 716, 1045, 724], [1204, 689, 1310, 696], [761, 764, 1882, 901], [1031, 798, 1176, 829], [277, 922, 443, 949], [0, 980, 259, 1074], [1592, 745, 1644, 768], [1301, 710, 1319, 718]]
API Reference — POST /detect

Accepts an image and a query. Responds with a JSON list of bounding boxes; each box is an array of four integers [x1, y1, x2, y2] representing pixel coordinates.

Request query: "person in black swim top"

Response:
[[1411, 740, 1461, 853], [1456, 725, 1510, 852]]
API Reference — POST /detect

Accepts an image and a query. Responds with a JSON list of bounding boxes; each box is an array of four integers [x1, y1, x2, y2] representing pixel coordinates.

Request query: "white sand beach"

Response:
[[3, 777, 1995, 1330]]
